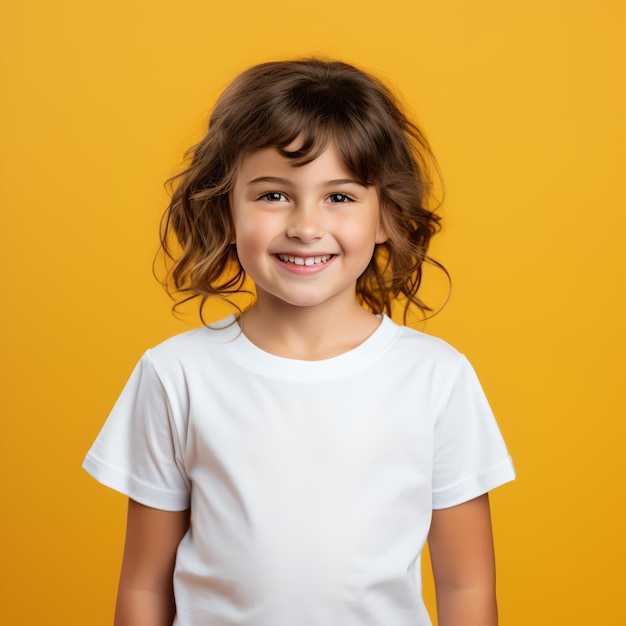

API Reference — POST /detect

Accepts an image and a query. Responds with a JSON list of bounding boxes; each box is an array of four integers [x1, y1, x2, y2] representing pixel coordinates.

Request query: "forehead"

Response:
[[235, 142, 354, 184]]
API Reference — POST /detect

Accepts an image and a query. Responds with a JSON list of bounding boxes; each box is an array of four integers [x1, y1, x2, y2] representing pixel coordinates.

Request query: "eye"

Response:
[[328, 193, 353, 203], [259, 191, 287, 202]]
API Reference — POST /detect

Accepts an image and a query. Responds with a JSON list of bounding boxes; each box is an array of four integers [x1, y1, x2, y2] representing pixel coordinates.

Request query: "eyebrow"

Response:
[[245, 176, 367, 187]]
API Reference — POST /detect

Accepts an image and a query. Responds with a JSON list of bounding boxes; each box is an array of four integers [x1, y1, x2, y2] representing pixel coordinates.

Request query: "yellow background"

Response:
[[1, 1, 624, 623]]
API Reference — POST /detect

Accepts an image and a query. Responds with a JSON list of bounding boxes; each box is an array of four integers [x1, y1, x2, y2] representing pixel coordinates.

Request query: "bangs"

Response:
[[276, 124, 377, 189]]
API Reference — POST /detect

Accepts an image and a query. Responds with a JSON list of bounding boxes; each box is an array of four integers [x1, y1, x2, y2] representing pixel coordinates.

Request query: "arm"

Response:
[[428, 494, 498, 626], [114, 499, 190, 626]]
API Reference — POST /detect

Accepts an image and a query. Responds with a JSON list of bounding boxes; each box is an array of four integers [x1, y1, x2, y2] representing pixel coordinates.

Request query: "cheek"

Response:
[[232, 203, 260, 243], [234, 228, 260, 263], [341, 216, 383, 249], [235, 216, 271, 249], [232, 213, 278, 274]]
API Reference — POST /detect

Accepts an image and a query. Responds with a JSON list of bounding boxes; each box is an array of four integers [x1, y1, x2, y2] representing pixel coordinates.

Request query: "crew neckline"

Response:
[[210, 314, 401, 380]]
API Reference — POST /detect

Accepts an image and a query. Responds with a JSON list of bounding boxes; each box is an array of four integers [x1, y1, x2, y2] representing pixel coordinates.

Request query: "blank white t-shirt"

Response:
[[83, 315, 515, 625]]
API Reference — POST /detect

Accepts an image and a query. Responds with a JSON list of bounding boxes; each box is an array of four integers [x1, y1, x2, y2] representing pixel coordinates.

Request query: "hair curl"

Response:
[[159, 58, 446, 322]]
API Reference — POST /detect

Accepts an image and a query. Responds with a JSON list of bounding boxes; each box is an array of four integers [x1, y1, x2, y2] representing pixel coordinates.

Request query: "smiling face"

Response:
[[230, 142, 387, 315]]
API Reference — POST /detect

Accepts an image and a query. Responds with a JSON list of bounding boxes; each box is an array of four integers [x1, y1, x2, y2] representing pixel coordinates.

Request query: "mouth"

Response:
[[276, 254, 334, 266]]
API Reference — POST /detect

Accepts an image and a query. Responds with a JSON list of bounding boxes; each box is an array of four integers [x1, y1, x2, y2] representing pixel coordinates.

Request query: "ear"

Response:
[[374, 198, 388, 244], [374, 221, 388, 245]]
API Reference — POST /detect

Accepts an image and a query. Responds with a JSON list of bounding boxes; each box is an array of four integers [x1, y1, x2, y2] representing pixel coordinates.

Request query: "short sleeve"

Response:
[[82, 353, 191, 511], [431, 355, 515, 509]]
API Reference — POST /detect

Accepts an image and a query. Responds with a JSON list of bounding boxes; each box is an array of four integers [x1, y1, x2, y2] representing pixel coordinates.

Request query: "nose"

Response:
[[286, 202, 324, 242]]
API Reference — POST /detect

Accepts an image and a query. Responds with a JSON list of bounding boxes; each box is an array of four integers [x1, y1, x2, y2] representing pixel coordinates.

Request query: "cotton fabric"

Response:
[[83, 315, 515, 625]]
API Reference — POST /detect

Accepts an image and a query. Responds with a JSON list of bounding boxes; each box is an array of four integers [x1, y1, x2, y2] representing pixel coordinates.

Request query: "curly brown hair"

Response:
[[159, 58, 446, 322]]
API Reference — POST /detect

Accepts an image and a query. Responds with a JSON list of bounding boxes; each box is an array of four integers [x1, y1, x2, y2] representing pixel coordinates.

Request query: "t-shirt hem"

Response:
[[82, 453, 190, 511], [432, 456, 516, 509]]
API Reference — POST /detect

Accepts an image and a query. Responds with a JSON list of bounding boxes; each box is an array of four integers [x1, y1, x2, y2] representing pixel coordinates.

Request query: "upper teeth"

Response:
[[278, 254, 332, 266]]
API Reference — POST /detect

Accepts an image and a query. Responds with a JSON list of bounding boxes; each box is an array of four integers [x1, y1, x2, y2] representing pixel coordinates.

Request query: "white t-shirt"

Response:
[[83, 315, 515, 626]]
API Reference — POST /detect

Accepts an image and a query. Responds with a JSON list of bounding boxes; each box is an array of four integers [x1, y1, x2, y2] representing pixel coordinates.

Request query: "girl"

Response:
[[84, 59, 515, 626]]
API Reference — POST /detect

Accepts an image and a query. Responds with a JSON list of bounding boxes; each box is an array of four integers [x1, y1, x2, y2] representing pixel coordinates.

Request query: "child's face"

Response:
[[230, 142, 387, 313]]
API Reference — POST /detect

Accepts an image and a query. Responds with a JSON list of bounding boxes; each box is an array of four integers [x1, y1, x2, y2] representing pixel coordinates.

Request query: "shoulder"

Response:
[[384, 317, 463, 367], [375, 318, 474, 404], [143, 315, 240, 373]]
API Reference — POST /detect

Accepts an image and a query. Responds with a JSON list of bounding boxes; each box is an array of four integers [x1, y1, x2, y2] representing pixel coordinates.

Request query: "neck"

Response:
[[239, 298, 382, 360]]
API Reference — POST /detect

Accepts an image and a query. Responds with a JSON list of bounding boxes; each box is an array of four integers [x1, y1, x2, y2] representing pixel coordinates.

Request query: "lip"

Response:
[[273, 253, 337, 275]]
